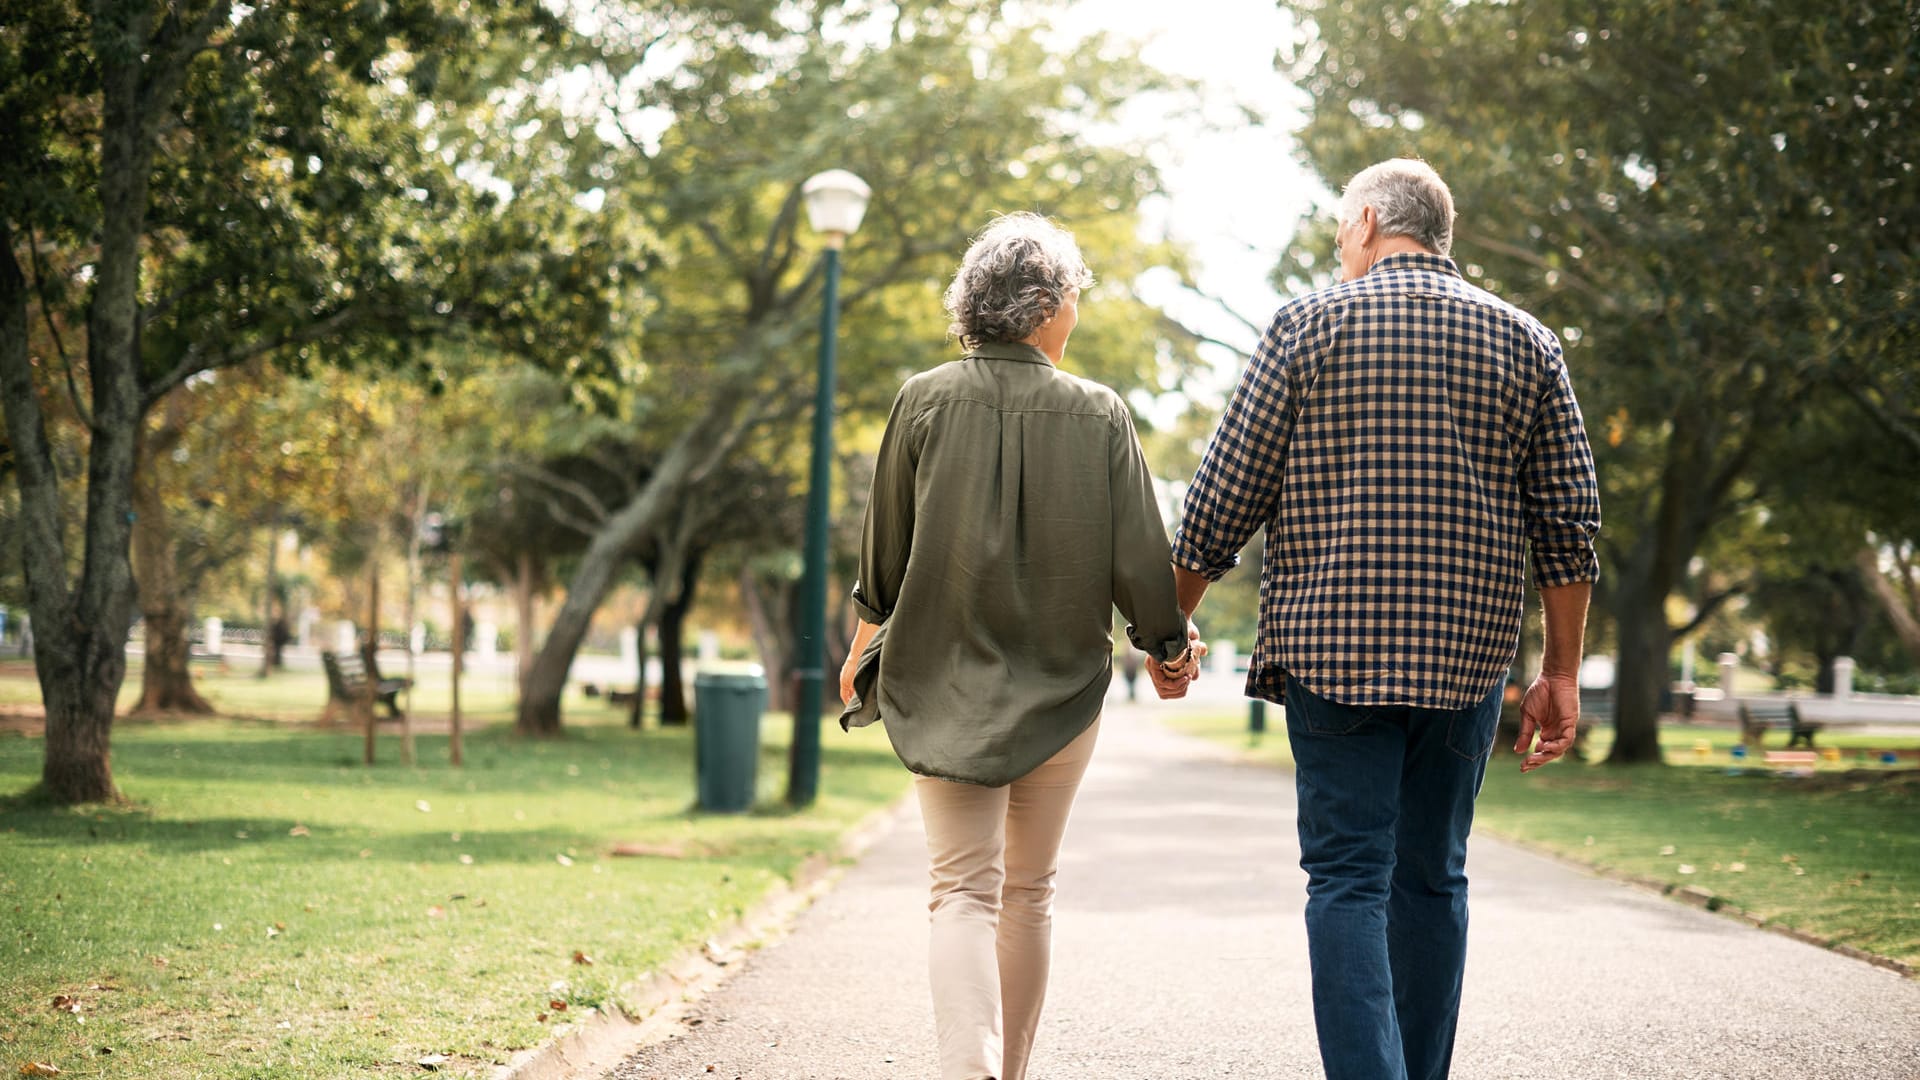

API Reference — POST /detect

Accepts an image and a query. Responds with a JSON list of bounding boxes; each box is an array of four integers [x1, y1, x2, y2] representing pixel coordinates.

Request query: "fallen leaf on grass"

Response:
[[1658, 845, 1676, 856], [415, 801, 432, 813], [150, 957, 168, 968], [19, 1065, 61, 1077], [572, 951, 593, 966], [418, 1053, 449, 1069], [534, 1013, 548, 1023], [1677, 865, 1696, 875], [289, 825, 310, 838], [1729, 862, 1747, 873], [427, 906, 446, 919], [554, 854, 574, 867], [458, 855, 474, 866], [610, 842, 688, 859], [50, 996, 80, 1014], [548, 1000, 568, 1012]]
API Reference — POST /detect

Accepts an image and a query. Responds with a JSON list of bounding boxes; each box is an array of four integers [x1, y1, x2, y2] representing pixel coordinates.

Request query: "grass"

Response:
[[1168, 710, 1920, 969], [0, 658, 522, 727], [0, 669, 912, 1079]]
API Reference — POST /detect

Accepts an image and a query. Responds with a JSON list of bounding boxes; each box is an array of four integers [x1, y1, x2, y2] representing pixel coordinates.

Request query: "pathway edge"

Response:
[[489, 792, 916, 1080]]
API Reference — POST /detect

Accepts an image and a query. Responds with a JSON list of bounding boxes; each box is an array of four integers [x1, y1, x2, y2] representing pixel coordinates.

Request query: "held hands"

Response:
[[1147, 622, 1208, 700], [1516, 670, 1580, 772]]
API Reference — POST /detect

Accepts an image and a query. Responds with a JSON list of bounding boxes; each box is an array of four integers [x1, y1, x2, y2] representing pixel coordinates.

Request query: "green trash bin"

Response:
[[694, 666, 768, 813]]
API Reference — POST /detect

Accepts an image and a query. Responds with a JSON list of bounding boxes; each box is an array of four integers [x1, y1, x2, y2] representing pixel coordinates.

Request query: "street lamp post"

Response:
[[788, 169, 871, 808]]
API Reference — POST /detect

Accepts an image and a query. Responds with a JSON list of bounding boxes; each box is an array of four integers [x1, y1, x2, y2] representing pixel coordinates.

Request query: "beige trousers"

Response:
[[913, 719, 1101, 1080]]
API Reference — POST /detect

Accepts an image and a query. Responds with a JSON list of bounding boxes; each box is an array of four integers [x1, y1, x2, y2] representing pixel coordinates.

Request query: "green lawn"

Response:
[[0, 673, 911, 1079], [1169, 710, 1920, 969], [0, 658, 522, 726]]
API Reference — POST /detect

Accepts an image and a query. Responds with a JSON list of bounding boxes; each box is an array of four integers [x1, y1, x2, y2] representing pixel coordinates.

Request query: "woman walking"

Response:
[[839, 212, 1198, 1080]]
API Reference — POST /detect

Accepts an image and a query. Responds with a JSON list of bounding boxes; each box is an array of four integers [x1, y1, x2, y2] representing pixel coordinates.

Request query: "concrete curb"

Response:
[[489, 795, 915, 1080], [1495, 837, 1918, 981]]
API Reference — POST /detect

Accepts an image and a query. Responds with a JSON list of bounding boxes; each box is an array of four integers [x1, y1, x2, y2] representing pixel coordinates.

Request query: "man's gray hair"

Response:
[[1339, 158, 1456, 256], [944, 212, 1095, 348]]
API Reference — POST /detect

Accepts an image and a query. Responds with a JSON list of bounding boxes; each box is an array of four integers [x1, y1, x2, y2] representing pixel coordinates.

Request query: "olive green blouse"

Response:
[[839, 341, 1189, 786]]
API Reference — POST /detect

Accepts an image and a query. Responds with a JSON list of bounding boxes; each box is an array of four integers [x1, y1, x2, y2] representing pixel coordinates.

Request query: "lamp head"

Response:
[[802, 169, 872, 247]]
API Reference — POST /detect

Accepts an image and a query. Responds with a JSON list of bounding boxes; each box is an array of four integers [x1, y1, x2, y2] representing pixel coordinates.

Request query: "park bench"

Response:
[[1738, 699, 1820, 749], [320, 650, 411, 723]]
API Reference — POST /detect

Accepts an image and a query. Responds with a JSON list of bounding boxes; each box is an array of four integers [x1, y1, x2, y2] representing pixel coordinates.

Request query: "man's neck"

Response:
[[1366, 236, 1435, 271]]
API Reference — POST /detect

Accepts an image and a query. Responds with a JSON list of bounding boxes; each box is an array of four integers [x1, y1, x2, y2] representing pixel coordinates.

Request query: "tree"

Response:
[[1278, 0, 1920, 762], [512, 0, 1205, 734], [0, 1, 635, 801]]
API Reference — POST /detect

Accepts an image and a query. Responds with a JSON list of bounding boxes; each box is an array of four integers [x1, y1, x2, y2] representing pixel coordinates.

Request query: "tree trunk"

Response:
[[513, 551, 538, 690], [740, 566, 796, 713], [132, 417, 212, 713], [363, 558, 380, 765], [38, 630, 128, 803], [1859, 547, 1920, 661], [449, 551, 465, 767], [259, 518, 281, 677], [516, 403, 750, 735], [1606, 574, 1671, 765], [629, 609, 651, 730], [518, 533, 629, 736], [657, 551, 702, 727], [3, 233, 125, 801]]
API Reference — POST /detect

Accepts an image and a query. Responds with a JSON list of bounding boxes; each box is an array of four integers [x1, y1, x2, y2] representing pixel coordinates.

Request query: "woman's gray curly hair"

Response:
[[943, 213, 1095, 348]]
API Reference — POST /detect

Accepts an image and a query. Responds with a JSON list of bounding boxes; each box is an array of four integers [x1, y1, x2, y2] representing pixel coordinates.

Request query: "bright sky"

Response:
[[1059, 0, 1331, 407]]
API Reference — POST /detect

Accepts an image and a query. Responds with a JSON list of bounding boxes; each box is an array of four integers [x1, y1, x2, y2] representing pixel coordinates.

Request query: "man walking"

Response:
[[1169, 158, 1601, 1080]]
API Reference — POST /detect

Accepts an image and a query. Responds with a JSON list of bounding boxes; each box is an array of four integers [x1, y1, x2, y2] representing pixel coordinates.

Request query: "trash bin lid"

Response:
[[694, 661, 767, 690]]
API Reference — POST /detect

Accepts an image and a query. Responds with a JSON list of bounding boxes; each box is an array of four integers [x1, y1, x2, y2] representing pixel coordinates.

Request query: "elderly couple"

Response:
[[837, 158, 1602, 1080]]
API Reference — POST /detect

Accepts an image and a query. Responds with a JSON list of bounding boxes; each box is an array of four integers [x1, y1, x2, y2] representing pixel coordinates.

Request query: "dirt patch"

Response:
[[1784, 767, 1920, 793], [0, 704, 45, 736]]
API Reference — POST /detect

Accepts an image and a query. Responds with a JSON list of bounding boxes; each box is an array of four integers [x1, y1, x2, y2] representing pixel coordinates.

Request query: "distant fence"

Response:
[[130, 622, 419, 652]]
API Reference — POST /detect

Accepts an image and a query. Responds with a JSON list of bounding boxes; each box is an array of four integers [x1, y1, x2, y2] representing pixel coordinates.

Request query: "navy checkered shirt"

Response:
[[1172, 252, 1601, 710]]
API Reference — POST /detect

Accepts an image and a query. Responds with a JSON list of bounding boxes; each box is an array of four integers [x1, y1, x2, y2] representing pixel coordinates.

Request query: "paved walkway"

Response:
[[608, 698, 1920, 1080]]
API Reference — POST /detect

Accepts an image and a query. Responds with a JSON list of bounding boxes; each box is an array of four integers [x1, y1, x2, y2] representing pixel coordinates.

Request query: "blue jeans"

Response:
[[1283, 677, 1501, 1080]]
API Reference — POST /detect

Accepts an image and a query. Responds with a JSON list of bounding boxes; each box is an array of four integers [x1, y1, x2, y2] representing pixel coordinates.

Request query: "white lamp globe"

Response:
[[801, 169, 872, 240]]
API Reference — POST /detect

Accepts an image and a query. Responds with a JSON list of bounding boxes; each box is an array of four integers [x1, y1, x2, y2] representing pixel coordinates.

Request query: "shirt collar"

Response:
[[964, 341, 1055, 366], [1369, 251, 1463, 279]]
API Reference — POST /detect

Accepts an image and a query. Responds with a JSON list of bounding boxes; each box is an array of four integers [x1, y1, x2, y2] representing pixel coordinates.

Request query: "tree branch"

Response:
[[1159, 311, 1250, 358], [141, 303, 370, 412], [509, 462, 612, 527], [1673, 584, 1744, 638], [1455, 226, 1623, 314], [535, 493, 605, 541], [0, 223, 74, 615], [23, 222, 92, 431], [1838, 377, 1920, 459], [142, 2, 236, 143]]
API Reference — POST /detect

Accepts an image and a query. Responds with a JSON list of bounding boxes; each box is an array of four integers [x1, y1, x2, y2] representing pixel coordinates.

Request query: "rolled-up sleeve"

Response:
[[1107, 402, 1188, 662], [1520, 350, 1602, 587], [851, 385, 920, 624], [1171, 314, 1300, 581]]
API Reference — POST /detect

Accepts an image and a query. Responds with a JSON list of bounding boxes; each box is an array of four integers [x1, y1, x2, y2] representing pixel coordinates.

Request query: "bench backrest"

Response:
[[1738, 700, 1798, 721], [322, 650, 371, 692]]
